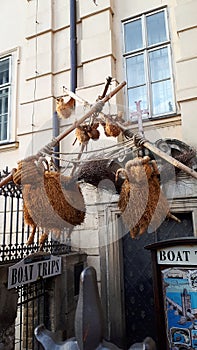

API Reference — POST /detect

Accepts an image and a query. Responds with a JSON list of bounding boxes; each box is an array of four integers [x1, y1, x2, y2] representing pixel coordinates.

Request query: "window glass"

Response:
[[0, 58, 10, 85], [149, 47, 170, 82], [0, 115, 8, 141], [0, 88, 8, 114], [152, 80, 174, 115], [147, 11, 167, 46], [128, 86, 147, 113], [126, 54, 145, 87], [124, 19, 143, 52], [0, 88, 9, 141], [124, 9, 175, 118]]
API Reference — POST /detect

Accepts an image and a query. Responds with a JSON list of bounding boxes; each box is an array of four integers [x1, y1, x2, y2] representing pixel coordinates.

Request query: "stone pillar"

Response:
[[45, 252, 87, 340]]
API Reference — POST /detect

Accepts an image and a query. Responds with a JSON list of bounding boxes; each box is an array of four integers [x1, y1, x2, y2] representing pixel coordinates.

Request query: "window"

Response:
[[0, 57, 11, 142], [123, 9, 176, 119]]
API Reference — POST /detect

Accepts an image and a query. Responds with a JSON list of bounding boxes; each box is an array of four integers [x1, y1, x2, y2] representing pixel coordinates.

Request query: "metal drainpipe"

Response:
[[53, 110, 60, 169], [53, 0, 77, 169], [70, 0, 77, 92]]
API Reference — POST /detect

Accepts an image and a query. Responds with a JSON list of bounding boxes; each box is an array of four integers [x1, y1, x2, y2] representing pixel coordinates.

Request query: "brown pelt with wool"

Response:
[[13, 163, 85, 246], [56, 97, 75, 119], [103, 119, 121, 137], [117, 156, 180, 238], [76, 159, 124, 193]]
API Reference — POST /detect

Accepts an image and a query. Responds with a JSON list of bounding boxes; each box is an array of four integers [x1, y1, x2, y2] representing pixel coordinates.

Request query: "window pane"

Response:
[[0, 88, 9, 141], [149, 47, 170, 82], [147, 11, 167, 46], [0, 58, 10, 85], [128, 86, 147, 114], [124, 19, 143, 52], [126, 54, 145, 87], [0, 115, 8, 141], [151, 80, 174, 115], [0, 88, 9, 114]]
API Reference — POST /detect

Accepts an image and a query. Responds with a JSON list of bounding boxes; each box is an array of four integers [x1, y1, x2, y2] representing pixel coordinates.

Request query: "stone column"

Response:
[[45, 252, 87, 340]]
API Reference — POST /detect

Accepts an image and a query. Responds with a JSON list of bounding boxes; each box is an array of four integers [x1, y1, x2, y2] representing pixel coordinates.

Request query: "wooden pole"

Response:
[[115, 122, 197, 180], [1, 79, 197, 185], [53, 81, 126, 144], [0, 168, 17, 188], [45, 84, 197, 180], [143, 141, 197, 179], [0, 81, 126, 188]]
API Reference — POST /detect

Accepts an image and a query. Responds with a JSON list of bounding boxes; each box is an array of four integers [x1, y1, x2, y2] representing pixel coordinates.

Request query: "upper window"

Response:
[[123, 9, 176, 119], [0, 56, 11, 142]]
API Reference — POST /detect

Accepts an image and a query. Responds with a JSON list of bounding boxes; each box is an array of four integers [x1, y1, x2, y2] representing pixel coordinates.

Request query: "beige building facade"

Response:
[[0, 0, 197, 347]]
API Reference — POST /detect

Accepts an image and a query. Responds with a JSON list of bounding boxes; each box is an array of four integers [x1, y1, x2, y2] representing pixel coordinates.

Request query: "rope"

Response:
[[53, 138, 135, 156], [133, 133, 148, 148], [50, 139, 138, 169]]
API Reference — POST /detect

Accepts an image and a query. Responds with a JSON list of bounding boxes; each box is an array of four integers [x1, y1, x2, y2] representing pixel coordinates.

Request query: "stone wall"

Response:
[[0, 266, 18, 350]]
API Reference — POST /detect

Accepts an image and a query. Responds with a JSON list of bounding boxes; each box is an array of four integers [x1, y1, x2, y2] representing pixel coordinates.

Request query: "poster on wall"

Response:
[[162, 268, 197, 350]]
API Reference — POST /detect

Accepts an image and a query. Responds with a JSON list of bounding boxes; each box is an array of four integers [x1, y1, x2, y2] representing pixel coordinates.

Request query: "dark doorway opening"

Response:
[[122, 212, 194, 348]]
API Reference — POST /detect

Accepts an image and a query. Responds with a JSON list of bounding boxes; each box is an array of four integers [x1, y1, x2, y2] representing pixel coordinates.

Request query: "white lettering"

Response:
[[8, 255, 62, 289]]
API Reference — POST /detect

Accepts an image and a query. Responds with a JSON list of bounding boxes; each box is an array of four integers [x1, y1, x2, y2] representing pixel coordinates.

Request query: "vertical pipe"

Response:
[[53, 111, 60, 169], [53, 0, 77, 169], [70, 0, 77, 92]]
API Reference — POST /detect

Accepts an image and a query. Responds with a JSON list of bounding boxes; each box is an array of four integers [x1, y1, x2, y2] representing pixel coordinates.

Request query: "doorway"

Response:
[[122, 212, 194, 348]]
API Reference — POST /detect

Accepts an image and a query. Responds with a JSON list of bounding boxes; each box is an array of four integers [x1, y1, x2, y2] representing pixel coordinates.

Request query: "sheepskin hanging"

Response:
[[75, 122, 100, 145], [76, 158, 124, 193], [101, 119, 121, 137], [116, 156, 180, 238], [56, 97, 75, 119], [13, 158, 86, 247]]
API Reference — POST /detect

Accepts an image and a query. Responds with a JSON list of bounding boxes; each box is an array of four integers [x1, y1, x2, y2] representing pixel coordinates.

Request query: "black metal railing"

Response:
[[15, 279, 47, 350]]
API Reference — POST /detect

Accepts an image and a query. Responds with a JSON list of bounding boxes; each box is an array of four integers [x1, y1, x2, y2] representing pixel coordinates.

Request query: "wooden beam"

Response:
[[115, 122, 197, 180], [0, 81, 127, 188]]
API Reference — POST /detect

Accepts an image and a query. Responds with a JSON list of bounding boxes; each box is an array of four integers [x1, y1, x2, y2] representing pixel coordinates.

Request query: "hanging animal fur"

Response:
[[75, 123, 100, 145], [116, 156, 180, 238], [76, 158, 124, 193], [102, 119, 121, 137], [56, 97, 75, 119], [13, 159, 86, 247], [87, 122, 100, 140]]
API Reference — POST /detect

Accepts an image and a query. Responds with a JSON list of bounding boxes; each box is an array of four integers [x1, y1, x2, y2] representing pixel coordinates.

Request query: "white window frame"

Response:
[[0, 56, 11, 142], [123, 8, 176, 120], [0, 47, 19, 146]]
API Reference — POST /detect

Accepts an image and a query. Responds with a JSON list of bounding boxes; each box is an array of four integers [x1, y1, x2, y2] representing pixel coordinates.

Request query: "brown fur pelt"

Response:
[[13, 161, 86, 246], [87, 128, 100, 140], [75, 125, 90, 145], [117, 156, 180, 238], [76, 159, 124, 193], [56, 97, 75, 119], [75, 123, 100, 145], [102, 119, 121, 137]]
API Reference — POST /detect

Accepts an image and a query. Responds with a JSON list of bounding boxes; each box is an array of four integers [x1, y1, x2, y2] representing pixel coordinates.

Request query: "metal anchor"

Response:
[[35, 266, 121, 350]]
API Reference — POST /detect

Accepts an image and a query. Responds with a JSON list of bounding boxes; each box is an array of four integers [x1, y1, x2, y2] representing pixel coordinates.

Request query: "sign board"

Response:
[[156, 243, 197, 349], [146, 238, 197, 350], [8, 254, 62, 289], [157, 245, 197, 265], [162, 267, 197, 349]]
